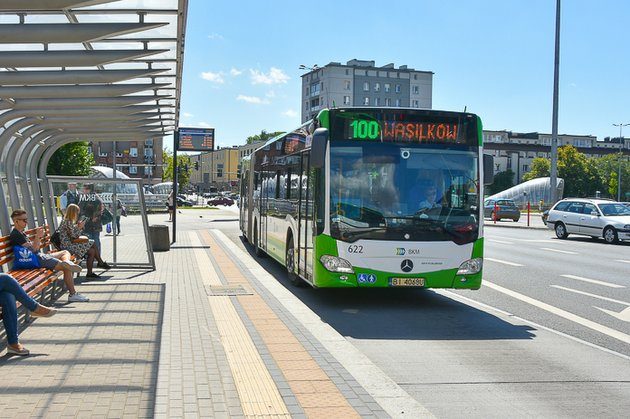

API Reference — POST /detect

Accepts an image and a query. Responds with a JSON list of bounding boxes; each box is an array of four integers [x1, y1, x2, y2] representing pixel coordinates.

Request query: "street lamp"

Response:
[[612, 122, 629, 201], [299, 64, 319, 71]]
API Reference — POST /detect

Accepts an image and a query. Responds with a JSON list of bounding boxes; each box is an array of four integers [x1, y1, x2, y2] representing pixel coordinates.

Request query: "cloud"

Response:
[[236, 95, 270, 105], [182, 112, 193, 118], [265, 90, 276, 98], [201, 71, 225, 84], [282, 109, 298, 118], [197, 122, 212, 128], [230, 68, 243, 76], [208, 33, 224, 40], [250, 67, 290, 85]]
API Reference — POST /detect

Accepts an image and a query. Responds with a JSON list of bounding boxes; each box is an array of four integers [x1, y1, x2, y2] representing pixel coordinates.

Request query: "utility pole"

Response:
[[613, 123, 629, 201], [550, 0, 561, 204]]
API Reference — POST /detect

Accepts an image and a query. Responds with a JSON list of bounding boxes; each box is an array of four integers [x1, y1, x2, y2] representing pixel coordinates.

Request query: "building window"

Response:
[[217, 164, 223, 178], [522, 164, 529, 172], [414, 74, 418, 80], [343, 96, 350, 105], [305, 101, 309, 110], [145, 139, 153, 146], [374, 82, 380, 92], [395, 84, 401, 93], [395, 99, 401, 107], [412, 85, 419, 94], [412, 100, 419, 108], [344, 80, 351, 90], [345, 69, 349, 75], [363, 82, 369, 91], [363, 97, 369, 105], [130, 147, 138, 157], [129, 166, 137, 174], [385, 98, 391, 106], [374, 97, 380, 106], [384, 83, 390, 93]]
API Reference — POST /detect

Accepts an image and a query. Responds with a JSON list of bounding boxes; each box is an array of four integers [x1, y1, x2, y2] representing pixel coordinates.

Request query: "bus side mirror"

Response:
[[310, 128, 328, 169], [483, 154, 494, 185]]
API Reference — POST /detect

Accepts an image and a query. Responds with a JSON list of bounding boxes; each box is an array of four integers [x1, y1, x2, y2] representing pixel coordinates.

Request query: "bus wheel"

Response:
[[254, 223, 263, 257], [286, 237, 303, 287]]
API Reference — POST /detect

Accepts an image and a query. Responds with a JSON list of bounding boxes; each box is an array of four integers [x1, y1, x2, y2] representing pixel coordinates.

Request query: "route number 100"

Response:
[[350, 120, 380, 140]]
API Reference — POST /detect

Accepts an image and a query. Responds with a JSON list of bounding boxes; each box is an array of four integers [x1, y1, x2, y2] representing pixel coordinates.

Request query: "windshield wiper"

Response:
[[339, 227, 387, 242]]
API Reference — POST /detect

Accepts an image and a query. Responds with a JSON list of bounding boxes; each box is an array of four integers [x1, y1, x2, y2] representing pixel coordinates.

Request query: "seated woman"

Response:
[[1, 273, 57, 356], [59, 204, 110, 279]]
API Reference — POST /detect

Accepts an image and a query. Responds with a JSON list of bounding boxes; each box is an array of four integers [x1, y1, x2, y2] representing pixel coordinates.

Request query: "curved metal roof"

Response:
[[0, 0, 188, 233], [0, 0, 187, 137]]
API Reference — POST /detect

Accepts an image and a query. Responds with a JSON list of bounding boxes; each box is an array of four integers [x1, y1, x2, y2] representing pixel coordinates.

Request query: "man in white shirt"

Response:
[[418, 184, 441, 211]]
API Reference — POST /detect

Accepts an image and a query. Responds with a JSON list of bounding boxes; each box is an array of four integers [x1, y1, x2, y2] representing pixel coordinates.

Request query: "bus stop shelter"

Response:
[[0, 0, 187, 255]]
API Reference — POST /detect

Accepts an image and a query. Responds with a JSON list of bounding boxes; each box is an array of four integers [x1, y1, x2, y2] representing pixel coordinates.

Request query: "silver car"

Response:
[[546, 198, 630, 243]]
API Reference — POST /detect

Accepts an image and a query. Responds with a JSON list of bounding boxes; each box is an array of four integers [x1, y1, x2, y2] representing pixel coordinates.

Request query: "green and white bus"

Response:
[[239, 108, 493, 289]]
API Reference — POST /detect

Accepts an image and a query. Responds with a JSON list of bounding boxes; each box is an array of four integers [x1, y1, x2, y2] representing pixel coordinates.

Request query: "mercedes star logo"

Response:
[[401, 259, 413, 273]]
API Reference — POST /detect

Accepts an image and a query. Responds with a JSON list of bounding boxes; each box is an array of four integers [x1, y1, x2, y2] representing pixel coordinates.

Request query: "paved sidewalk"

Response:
[[0, 208, 406, 418]]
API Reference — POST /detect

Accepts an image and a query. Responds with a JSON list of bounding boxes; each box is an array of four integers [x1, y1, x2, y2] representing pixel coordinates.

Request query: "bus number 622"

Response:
[[347, 245, 364, 253]]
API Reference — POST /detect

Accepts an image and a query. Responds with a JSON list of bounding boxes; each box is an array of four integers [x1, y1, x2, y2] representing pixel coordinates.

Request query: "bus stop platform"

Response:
[[0, 209, 414, 418]]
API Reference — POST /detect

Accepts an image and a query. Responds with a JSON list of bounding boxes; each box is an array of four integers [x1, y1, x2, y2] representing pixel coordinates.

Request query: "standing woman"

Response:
[[59, 204, 110, 278], [167, 190, 174, 221]]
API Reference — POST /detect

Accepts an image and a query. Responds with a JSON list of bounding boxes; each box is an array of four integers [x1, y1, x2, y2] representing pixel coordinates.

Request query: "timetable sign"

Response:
[[176, 127, 215, 151]]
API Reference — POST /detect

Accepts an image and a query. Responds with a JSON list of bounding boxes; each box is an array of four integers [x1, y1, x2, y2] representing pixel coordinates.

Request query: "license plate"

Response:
[[389, 277, 425, 287]]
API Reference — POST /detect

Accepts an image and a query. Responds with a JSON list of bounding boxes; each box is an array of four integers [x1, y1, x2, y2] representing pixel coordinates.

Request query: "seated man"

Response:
[[417, 183, 442, 211], [1, 273, 57, 356], [10, 209, 89, 303]]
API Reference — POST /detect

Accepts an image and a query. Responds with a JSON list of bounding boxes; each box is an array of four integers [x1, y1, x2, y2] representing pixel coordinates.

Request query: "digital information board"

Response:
[[176, 127, 215, 151]]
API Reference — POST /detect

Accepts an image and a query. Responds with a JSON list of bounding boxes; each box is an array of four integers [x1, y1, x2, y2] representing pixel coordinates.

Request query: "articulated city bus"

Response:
[[239, 107, 494, 288]]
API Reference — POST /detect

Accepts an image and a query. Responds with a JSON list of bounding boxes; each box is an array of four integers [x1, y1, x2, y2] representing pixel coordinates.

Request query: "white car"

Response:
[[546, 198, 630, 243]]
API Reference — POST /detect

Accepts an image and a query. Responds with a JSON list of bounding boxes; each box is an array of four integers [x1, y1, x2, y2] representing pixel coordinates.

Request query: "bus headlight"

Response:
[[320, 255, 354, 273], [457, 258, 482, 275]]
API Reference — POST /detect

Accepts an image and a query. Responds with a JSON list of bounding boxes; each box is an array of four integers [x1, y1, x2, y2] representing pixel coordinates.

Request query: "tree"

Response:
[[162, 150, 192, 189], [521, 146, 604, 198], [593, 153, 630, 199], [522, 157, 550, 181], [47, 141, 95, 176], [487, 169, 515, 195], [246, 129, 285, 144], [557, 145, 601, 197]]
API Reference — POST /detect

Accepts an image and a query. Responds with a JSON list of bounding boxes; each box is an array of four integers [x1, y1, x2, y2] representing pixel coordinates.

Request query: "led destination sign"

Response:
[[330, 109, 476, 146], [350, 119, 458, 142], [176, 127, 215, 151]]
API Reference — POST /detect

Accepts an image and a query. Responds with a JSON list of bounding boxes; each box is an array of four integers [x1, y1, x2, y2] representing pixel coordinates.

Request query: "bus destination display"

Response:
[[177, 127, 215, 151], [330, 110, 476, 145]]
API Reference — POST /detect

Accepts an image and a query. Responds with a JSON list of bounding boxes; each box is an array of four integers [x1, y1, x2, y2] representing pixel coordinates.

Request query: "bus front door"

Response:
[[298, 154, 313, 281]]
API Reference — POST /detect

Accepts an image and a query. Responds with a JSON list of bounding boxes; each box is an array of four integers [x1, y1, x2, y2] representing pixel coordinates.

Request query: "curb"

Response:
[[485, 223, 547, 230]]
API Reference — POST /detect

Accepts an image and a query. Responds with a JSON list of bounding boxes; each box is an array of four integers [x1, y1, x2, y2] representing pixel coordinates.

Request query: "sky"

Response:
[[171, 0, 630, 151]]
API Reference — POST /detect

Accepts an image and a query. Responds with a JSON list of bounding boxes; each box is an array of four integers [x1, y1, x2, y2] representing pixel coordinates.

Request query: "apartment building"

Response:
[[90, 139, 163, 186], [301, 59, 433, 122]]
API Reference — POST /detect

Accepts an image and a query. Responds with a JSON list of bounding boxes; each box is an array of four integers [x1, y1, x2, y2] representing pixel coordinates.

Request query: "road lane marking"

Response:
[[485, 257, 524, 267], [483, 280, 630, 345], [442, 289, 630, 361], [595, 307, 630, 322], [487, 239, 514, 244], [560, 274, 625, 289], [551, 285, 630, 305], [615, 260, 630, 264], [540, 247, 578, 255]]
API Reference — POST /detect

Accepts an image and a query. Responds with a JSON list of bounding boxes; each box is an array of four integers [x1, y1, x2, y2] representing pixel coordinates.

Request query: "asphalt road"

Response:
[[467, 225, 630, 357], [189, 208, 630, 418]]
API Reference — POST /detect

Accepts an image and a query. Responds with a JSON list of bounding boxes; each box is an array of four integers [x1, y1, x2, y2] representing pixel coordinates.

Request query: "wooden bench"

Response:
[[0, 225, 68, 322]]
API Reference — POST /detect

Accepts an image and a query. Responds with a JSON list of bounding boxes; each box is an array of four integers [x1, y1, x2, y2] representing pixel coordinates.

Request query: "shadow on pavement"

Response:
[[237, 236, 536, 342]]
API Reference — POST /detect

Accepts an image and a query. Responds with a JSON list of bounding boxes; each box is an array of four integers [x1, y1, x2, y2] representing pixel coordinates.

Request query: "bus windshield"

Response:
[[329, 142, 479, 244]]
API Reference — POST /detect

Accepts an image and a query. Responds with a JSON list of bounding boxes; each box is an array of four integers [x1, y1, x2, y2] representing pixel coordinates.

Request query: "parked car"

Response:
[[545, 198, 630, 243], [176, 197, 194, 207], [483, 198, 521, 221], [207, 197, 234, 206]]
